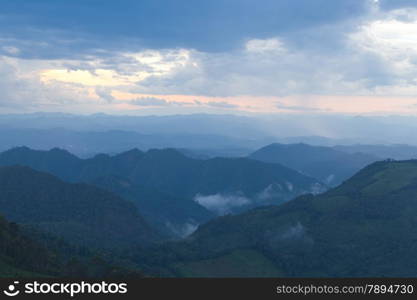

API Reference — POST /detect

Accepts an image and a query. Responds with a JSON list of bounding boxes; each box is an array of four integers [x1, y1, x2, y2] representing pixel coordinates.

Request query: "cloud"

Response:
[[204, 101, 239, 109], [193, 193, 251, 215], [378, 0, 417, 10], [94, 87, 114, 102], [245, 38, 286, 54], [264, 222, 314, 250], [1, 46, 20, 56], [256, 184, 281, 202], [130, 97, 170, 107], [2, 0, 417, 114], [280, 222, 306, 240], [125, 7, 417, 99], [164, 221, 198, 238], [0, 0, 370, 56], [0, 55, 117, 112], [276, 101, 326, 112]]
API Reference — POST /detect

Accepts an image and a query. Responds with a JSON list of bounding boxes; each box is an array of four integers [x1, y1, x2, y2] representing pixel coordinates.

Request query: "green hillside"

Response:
[[0, 147, 325, 236], [92, 175, 214, 238], [137, 159, 417, 277], [0, 166, 159, 249], [0, 215, 58, 277]]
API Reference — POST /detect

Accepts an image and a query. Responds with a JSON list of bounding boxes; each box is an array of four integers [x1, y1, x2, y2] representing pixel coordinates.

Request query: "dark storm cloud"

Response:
[[0, 0, 370, 58]]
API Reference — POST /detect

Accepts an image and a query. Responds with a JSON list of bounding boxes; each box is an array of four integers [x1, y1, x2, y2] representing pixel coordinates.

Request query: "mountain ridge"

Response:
[[0, 165, 159, 249], [249, 143, 377, 186], [134, 159, 417, 277], [0, 147, 325, 236]]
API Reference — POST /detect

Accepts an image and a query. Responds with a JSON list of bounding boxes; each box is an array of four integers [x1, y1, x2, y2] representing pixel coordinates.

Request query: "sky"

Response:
[[2, 0, 417, 115]]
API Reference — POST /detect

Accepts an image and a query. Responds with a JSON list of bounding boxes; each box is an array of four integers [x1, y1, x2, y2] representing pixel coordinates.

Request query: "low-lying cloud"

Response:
[[165, 221, 199, 238], [264, 222, 314, 250], [193, 193, 251, 215]]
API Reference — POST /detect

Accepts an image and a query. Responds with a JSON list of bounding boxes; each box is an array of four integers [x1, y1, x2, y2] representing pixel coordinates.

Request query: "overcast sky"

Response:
[[2, 0, 417, 115]]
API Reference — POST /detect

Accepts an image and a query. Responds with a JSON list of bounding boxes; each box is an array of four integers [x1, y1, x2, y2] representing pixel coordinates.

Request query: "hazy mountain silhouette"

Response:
[[334, 144, 417, 161], [0, 147, 325, 236], [0, 127, 262, 158], [249, 143, 377, 186]]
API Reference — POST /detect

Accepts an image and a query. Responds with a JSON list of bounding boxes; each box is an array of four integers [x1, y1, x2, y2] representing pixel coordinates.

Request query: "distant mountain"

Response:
[[0, 128, 263, 158], [143, 159, 417, 277], [277, 136, 359, 146], [0, 113, 269, 138], [249, 143, 377, 186], [177, 147, 252, 159], [0, 147, 325, 236], [0, 166, 158, 249], [5, 112, 417, 145], [334, 144, 417, 161]]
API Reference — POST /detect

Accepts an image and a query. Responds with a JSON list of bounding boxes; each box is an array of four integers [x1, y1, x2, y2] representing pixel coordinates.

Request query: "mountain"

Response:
[[277, 136, 359, 146], [177, 147, 252, 159], [249, 143, 377, 186], [0, 213, 145, 278], [0, 127, 262, 158], [6, 113, 417, 145], [141, 159, 417, 277], [0, 214, 59, 277], [0, 147, 325, 236], [334, 144, 417, 161], [0, 113, 268, 138], [0, 166, 158, 249], [91, 176, 215, 238]]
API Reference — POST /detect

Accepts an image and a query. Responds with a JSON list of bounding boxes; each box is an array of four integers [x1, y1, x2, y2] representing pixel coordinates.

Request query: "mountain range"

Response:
[[249, 143, 378, 186], [138, 159, 417, 277], [334, 144, 417, 161], [0, 147, 325, 237], [5, 113, 417, 145], [0, 127, 260, 158], [2, 143, 417, 277]]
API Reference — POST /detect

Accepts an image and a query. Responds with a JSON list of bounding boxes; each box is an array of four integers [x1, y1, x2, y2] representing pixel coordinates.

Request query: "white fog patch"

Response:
[[165, 221, 199, 238], [285, 181, 294, 192], [256, 182, 288, 203], [310, 182, 326, 195], [325, 174, 335, 184], [264, 222, 314, 249], [193, 193, 251, 215], [181, 222, 199, 237], [257, 184, 276, 201], [281, 222, 305, 240]]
